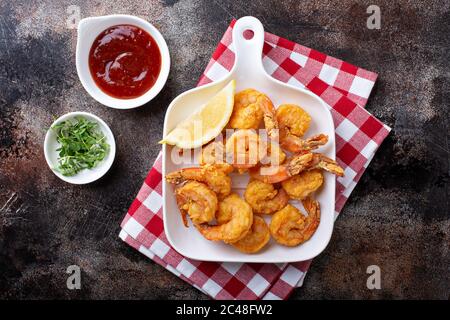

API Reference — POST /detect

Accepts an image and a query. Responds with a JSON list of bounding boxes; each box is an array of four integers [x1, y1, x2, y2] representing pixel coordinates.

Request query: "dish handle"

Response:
[[231, 16, 266, 77]]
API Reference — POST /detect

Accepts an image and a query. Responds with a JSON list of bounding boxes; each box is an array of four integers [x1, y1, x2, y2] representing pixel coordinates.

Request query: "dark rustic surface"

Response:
[[0, 0, 448, 300]]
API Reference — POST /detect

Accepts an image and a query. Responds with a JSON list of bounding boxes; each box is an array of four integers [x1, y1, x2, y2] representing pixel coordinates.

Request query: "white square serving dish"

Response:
[[162, 16, 336, 263]]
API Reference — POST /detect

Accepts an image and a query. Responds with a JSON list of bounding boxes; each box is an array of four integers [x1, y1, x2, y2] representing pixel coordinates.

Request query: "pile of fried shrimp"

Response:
[[165, 88, 344, 254]]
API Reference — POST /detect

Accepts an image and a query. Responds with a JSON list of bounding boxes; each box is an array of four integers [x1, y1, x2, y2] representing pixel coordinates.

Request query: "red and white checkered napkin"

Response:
[[119, 20, 391, 300]]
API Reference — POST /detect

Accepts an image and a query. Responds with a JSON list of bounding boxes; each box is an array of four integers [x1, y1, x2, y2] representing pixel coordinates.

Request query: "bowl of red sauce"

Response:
[[76, 15, 170, 109]]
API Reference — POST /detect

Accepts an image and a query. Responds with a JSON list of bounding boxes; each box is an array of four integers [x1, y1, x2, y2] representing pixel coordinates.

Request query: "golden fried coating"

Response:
[[244, 180, 289, 215], [199, 141, 234, 174], [269, 198, 320, 247], [276, 104, 329, 153], [197, 193, 253, 244], [229, 89, 264, 129], [229, 89, 278, 140], [175, 181, 218, 227], [225, 129, 266, 169], [276, 104, 311, 137], [232, 216, 270, 253], [281, 169, 324, 200], [166, 164, 232, 199]]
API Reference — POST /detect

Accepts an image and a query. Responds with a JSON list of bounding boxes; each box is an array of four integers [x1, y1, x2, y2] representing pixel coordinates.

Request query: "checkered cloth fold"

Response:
[[119, 20, 390, 300]]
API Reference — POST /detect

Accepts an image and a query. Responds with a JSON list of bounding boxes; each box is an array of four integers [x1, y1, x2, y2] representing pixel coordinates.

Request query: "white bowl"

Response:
[[76, 15, 170, 109], [44, 112, 116, 184]]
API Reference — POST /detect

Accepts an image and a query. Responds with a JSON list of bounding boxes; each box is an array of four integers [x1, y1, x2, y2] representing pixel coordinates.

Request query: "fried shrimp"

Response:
[[244, 180, 289, 215], [229, 89, 278, 140], [276, 104, 328, 153], [199, 141, 234, 174], [276, 104, 311, 137], [231, 216, 270, 253], [167, 87, 342, 253], [269, 198, 320, 246], [281, 169, 323, 200], [175, 181, 218, 227], [249, 152, 315, 184], [197, 193, 253, 244], [166, 164, 232, 199], [249, 152, 344, 183], [225, 129, 266, 170]]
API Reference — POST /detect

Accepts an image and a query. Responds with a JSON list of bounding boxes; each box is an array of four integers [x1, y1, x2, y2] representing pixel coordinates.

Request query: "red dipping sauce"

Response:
[[89, 24, 161, 99]]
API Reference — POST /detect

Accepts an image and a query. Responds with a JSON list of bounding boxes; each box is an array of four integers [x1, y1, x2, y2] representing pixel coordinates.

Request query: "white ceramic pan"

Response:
[[162, 16, 335, 263]]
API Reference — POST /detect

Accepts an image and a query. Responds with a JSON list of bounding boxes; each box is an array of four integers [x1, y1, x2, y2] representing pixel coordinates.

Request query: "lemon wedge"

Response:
[[160, 80, 235, 149]]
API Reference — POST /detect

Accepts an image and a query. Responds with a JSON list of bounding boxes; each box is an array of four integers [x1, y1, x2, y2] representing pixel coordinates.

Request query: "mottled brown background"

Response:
[[0, 0, 448, 299]]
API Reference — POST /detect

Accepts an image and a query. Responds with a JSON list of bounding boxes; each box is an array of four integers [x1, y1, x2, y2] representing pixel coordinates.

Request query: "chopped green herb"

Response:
[[51, 116, 109, 176]]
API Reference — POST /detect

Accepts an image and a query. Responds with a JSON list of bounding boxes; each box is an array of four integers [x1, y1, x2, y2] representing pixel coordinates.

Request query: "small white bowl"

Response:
[[76, 15, 170, 109], [44, 112, 116, 184]]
